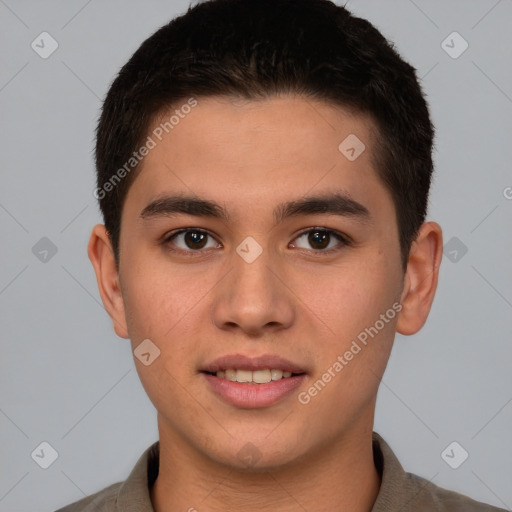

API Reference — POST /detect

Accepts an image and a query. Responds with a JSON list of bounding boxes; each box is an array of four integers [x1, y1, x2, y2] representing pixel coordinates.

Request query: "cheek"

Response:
[[120, 257, 211, 374], [121, 256, 194, 337], [120, 266, 202, 409], [296, 267, 399, 428], [307, 257, 400, 340], [298, 251, 402, 408]]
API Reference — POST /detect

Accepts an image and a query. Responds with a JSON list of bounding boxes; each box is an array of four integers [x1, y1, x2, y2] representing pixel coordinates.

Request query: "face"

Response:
[[99, 95, 410, 469]]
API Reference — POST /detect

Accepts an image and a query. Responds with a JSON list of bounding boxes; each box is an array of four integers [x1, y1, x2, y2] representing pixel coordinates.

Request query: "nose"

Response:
[[210, 243, 295, 337]]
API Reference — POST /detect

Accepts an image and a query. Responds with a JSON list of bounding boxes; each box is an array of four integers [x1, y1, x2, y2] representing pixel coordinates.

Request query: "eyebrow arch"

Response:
[[139, 192, 372, 225]]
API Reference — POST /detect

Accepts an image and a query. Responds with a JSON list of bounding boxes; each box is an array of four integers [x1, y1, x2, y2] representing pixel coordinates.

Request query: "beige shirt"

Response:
[[55, 432, 506, 511]]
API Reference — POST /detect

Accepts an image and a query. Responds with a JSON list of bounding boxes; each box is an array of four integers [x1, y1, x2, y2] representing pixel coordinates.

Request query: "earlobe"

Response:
[[87, 224, 130, 339], [396, 221, 443, 336]]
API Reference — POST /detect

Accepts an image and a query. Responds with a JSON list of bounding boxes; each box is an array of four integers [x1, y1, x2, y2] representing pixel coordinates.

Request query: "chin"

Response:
[[204, 434, 306, 472]]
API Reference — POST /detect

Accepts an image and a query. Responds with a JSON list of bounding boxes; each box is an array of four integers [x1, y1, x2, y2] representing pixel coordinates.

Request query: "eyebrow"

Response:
[[139, 192, 372, 225]]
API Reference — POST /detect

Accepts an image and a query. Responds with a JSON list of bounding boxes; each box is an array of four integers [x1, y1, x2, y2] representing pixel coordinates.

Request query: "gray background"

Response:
[[1, 0, 511, 510]]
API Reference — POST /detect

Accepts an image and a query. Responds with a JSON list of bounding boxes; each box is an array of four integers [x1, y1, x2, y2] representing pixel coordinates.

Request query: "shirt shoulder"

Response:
[[371, 432, 507, 512], [53, 482, 121, 512], [405, 471, 508, 512], [53, 441, 159, 512]]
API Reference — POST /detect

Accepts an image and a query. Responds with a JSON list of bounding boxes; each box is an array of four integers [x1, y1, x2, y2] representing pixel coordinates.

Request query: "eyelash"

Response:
[[162, 227, 352, 256]]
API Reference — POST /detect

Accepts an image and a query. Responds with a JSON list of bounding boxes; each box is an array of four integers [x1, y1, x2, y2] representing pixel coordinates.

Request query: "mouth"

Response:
[[201, 354, 307, 408]]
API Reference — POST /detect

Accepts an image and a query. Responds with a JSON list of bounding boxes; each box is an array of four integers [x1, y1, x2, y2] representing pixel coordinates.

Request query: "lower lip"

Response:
[[202, 373, 307, 408]]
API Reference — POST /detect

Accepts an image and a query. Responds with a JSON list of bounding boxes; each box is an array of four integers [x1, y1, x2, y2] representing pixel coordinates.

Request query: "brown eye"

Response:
[[291, 228, 349, 252], [182, 231, 208, 249], [308, 230, 330, 250], [165, 229, 220, 252]]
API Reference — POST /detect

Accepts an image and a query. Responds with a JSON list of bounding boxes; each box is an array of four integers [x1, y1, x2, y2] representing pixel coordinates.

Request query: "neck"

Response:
[[150, 417, 381, 512]]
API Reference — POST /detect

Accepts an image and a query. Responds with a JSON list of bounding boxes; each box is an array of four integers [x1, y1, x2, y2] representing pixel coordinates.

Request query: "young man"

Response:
[[56, 0, 506, 510]]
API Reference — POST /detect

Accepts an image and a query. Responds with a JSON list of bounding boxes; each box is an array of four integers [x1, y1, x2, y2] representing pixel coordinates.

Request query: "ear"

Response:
[[396, 221, 443, 336], [87, 224, 129, 339]]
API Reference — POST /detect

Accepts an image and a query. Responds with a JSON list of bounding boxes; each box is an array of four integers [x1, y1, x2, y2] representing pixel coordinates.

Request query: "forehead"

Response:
[[147, 94, 377, 168], [124, 94, 389, 220]]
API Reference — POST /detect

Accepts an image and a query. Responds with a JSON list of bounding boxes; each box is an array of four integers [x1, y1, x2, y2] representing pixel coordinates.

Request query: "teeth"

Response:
[[253, 369, 272, 383], [215, 368, 296, 383], [225, 369, 237, 382], [271, 369, 283, 380], [236, 369, 252, 383]]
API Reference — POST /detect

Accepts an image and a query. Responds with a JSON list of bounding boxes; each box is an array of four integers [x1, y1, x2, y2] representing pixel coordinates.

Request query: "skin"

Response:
[[88, 95, 443, 512]]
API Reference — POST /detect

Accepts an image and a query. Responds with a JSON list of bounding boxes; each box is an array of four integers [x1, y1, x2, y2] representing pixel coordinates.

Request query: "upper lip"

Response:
[[202, 354, 307, 374]]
